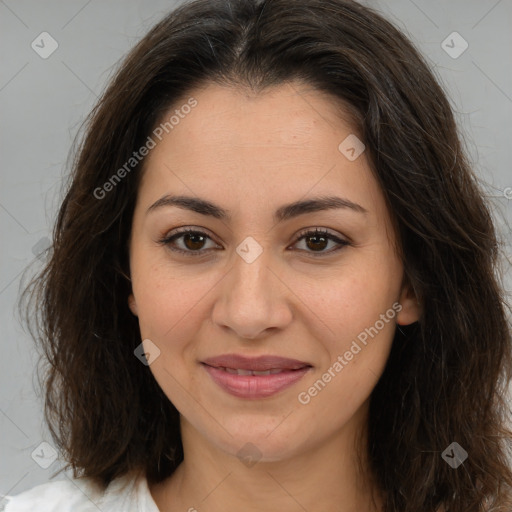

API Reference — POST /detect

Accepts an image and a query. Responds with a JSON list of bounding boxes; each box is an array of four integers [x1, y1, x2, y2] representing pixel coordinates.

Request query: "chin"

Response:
[[213, 418, 313, 463]]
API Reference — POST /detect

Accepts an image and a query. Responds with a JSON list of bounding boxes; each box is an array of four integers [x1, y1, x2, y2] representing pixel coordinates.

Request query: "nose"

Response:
[[211, 240, 293, 340]]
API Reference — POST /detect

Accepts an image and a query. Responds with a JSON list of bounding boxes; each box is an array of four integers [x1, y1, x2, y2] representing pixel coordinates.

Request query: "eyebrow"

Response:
[[146, 194, 368, 222]]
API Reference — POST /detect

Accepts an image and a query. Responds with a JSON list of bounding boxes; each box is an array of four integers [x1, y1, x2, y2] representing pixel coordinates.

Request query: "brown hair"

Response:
[[21, 1, 512, 510]]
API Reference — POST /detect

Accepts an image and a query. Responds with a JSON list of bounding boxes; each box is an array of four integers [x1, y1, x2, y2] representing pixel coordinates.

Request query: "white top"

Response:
[[0, 471, 161, 512]]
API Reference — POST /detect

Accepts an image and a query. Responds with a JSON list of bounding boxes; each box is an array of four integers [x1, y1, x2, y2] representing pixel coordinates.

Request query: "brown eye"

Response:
[[182, 232, 207, 251], [304, 233, 329, 251], [158, 227, 349, 257], [292, 228, 350, 255], [158, 228, 219, 256]]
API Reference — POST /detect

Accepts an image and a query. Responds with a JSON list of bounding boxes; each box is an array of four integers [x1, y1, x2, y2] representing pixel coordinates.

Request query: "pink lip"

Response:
[[202, 354, 310, 371], [201, 354, 312, 399]]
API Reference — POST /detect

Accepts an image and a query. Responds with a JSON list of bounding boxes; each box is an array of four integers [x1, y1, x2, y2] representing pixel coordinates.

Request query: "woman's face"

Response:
[[128, 81, 420, 462]]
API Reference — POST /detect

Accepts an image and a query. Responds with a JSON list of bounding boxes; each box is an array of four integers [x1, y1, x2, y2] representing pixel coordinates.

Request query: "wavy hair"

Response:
[[21, 0, 512, 510]]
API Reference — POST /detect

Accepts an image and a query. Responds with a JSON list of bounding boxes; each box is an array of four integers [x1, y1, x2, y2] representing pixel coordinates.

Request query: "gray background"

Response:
[[1, 0, 511, 497]]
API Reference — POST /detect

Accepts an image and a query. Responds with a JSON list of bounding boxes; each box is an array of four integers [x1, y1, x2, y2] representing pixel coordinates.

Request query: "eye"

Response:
[[290, 228, 350, 255], [157, 227, 350, 257], [157, 228, 220, 256]]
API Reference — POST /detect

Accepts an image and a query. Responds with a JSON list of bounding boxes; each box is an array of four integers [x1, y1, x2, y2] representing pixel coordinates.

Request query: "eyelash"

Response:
[[157, 227, 350, 257]]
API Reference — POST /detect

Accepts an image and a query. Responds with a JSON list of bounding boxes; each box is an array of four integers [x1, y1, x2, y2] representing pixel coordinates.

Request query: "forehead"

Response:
[[153, 81, 359, 154], [137, 81, 384, 223]]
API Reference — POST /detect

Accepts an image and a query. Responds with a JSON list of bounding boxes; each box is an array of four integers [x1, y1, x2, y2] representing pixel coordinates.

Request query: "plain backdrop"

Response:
[[1, 0, 511, 496]]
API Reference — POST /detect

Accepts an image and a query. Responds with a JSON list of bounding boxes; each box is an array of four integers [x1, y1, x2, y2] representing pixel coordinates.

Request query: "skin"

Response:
[[128, 81, 421, 512]]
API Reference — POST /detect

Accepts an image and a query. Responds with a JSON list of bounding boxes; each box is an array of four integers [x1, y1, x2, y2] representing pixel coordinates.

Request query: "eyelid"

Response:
[[157, 226, 350, 257], [293, 226, 351, 246], [157, 226, 221, 256]]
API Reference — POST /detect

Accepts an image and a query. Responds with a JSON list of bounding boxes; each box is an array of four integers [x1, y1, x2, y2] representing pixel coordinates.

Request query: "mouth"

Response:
[[209, 367, 297, 376], [201, 354, 312, 399]]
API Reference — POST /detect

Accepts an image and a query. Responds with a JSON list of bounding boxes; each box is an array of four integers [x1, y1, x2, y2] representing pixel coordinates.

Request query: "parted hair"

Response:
[[21, 1, 512, 510]]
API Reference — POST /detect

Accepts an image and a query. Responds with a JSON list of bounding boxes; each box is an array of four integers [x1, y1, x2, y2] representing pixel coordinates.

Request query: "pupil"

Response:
[[307, 235, 327, 251], [185, 233, 205, 250]]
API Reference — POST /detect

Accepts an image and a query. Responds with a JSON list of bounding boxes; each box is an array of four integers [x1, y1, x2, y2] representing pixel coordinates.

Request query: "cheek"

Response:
[[296, 252, 401, 393], [300, 254, 401, 336], [130, 256, 217, 350], [134, 281, 197, 341], [296, 281, 398, 425]]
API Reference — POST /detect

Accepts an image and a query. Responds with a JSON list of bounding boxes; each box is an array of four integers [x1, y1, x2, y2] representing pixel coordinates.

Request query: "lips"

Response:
[[201, 354, 312, 399], [202, 354, 311, 371], [219, 367, 285, 376]]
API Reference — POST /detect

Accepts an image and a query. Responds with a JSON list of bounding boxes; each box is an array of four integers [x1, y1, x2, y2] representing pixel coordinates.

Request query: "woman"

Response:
[[5, 0, 512, 510]]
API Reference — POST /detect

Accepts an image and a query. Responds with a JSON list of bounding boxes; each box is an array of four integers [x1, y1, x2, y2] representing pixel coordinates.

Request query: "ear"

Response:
[[396, 278, 421, 326], [128, 293, 138, 317]]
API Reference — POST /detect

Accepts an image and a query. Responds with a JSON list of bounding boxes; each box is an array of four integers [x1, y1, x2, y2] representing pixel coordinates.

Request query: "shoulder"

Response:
[[1, 470, 159, 512]]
